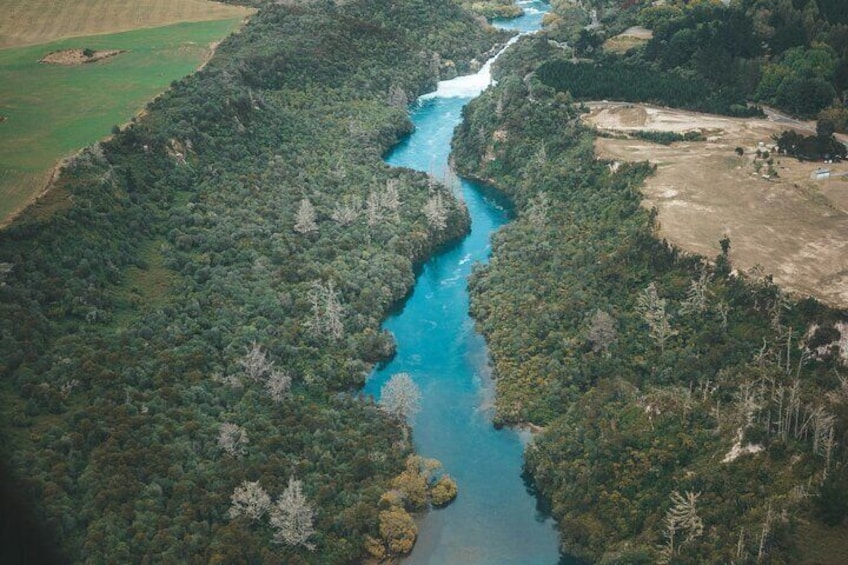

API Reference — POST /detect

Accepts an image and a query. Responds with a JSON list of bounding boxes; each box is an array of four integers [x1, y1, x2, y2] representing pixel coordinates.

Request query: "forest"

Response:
[[451, 0, 848, 562], [0, 1, 507, 562], [4, 0, 848, 563], [534, 0, 848, 123]]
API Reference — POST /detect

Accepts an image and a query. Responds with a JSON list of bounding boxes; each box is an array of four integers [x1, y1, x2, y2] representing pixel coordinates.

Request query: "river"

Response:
[[364, 2, 565, 564]]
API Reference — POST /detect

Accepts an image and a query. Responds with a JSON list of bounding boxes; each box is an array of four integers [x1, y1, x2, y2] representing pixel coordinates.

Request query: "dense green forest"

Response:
[[0, 1, 508, 562], [533, 0, 848, 124], [452, 6, 848, 562]]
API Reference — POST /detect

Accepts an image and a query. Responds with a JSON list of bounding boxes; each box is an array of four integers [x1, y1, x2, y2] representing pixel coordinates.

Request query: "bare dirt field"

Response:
[[585, 102, 848, 309], [0, 0, 253, 49]]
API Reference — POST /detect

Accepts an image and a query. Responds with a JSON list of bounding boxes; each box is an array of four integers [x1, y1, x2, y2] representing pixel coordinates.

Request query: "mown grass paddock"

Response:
[[0, 0, 252, 48], [0, 1, 253, 225]]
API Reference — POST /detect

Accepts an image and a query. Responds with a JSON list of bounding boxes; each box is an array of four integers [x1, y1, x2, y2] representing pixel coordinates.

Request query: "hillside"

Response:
[[451, 2, 848, 562], [586, 102, 848, 309], [0, 1, 507, 562], [540, 0, 848, 124]]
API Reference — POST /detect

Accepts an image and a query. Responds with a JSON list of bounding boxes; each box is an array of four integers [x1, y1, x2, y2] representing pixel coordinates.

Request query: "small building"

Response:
[[811, 167, 831, 180]]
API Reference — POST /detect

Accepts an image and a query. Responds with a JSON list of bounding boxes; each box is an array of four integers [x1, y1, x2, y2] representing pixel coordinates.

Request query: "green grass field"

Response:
[[0, 18, 246, 223]]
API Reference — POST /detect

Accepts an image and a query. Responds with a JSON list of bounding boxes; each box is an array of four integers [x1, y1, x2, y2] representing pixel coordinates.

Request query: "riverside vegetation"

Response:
[[453, 0, 848, 562], [0, 1, 506, 562]]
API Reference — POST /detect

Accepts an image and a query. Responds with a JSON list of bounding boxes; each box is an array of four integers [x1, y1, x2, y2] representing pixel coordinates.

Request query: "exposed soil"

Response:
[[603, 26, 652, 54], [39, 48, 126, 65], [585, 102, 848, 309]]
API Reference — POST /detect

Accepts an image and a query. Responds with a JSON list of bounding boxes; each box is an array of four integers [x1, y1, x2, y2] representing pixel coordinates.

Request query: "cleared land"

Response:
[[0, 3, 253, 225], [0, 0, 252, 49], [40, 48, 126, 65], [585, 102, 848, 308], [602, 25, 652, 54]]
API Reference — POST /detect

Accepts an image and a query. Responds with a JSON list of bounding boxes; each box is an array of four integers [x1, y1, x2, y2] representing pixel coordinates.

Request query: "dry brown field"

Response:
[[585, 102, 848, 309], [0, 0, 253, 48], [602, 25, 652, 54]]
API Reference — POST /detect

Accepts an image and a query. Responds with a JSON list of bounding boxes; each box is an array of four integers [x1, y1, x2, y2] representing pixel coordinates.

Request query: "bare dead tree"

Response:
[[380, 373, 422, 425], [294, 198, 318, 234], [587, 309, 617, 353], [239, 341, 273, 382], [734, 380, 763, 428], [660, 490, 704, 562], [366, 190, 383, 227], [218, 423, 249, 458], [757, 503, 772, 563], [736, 526, 746, 562], [0, 262, 14, 287], [637, 282, 678, 353], [270, 477, 316, 550], [228, 481, 271, 522], [681, 271, 711, 315], [331, 198, 360, 226], [525, 191, 550, 229], [266, 370, 292, 403], [382, 178, 401, 219], [306, 280, 345, 341], [423, 191, 448, 231]]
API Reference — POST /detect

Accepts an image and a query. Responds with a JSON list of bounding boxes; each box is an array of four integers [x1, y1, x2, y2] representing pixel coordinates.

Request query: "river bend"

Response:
[[365, 3, 562, 563]]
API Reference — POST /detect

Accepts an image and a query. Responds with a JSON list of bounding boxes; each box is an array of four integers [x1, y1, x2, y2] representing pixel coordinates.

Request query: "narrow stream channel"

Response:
[[365, 2, 564, 563]]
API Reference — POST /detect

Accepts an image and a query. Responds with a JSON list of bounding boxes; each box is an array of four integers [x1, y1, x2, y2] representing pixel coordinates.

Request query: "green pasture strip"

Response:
[[0, 18, 244, 223]]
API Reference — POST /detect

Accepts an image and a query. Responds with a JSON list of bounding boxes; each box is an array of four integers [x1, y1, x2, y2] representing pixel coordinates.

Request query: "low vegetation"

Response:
[[0, 18, 249, 225]]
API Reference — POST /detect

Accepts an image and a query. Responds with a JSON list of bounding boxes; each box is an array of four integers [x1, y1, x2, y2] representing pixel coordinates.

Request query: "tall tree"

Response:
[[637, 282, 678, 353], [294, 198, 318, 234], [380, 373, 422, 424], [270, 477, 316, 550], [228, 481, 271, 522]]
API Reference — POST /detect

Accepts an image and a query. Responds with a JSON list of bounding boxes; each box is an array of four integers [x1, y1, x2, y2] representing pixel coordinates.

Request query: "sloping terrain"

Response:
[[587, 102, 848, 308]]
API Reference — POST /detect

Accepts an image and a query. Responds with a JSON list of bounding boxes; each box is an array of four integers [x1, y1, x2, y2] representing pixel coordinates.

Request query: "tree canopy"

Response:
[[0, 1, 506, 562]]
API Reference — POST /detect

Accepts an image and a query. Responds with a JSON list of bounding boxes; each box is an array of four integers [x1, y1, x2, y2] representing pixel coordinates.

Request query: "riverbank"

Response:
[[366, 2, 564, 562], [452, 26, 848, 564], [0, 2, 510, 562]]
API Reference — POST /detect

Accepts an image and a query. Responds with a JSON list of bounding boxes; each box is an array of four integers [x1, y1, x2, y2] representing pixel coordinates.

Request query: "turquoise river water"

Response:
[[364, 2, 571, 564]]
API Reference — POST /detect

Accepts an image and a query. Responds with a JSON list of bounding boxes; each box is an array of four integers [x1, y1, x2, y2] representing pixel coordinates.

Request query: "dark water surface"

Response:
[[365, 3, 565, 563]]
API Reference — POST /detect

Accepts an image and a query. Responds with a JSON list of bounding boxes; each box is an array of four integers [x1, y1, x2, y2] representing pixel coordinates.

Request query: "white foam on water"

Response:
[[419, 35, 522, 100]]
